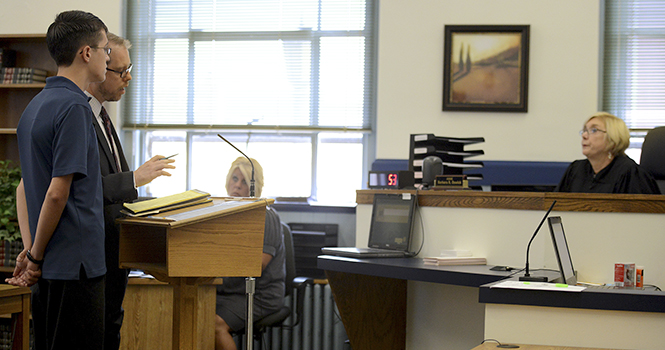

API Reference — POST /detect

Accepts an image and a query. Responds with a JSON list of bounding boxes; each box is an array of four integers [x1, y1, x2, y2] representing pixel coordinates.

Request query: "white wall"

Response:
[[485, 304, 665, 350], [0, 1, 123, 37], [376, 0, 601, 163]]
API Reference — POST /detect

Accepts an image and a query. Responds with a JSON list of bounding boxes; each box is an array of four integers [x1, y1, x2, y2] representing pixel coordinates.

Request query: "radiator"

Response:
[[235, 282, 348, 350]]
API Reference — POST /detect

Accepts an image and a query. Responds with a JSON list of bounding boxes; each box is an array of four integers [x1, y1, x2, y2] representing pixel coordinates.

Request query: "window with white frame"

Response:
[[124, 0, 375, 203], [603, 0, 665, 161]]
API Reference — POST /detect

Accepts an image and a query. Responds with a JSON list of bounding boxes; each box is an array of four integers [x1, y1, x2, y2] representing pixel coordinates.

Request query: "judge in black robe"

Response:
[[555, 155, 660, 194], [555, 112, 661, 195]]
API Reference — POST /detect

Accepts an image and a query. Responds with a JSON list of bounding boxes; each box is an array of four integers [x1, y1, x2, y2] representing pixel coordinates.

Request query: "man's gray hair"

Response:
[[107, 32, 132, 50]]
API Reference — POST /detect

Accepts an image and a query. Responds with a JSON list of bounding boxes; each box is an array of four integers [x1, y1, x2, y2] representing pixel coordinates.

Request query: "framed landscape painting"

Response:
[[442, 25, 530, 112]]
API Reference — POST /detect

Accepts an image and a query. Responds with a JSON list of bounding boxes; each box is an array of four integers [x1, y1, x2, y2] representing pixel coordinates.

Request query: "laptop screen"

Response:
[[547, 216, 577, 285], [367, 193, 416, 251]]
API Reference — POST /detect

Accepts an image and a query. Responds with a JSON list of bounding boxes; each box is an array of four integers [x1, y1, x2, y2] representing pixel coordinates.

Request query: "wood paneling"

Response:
[[326, 270, 407, 350], [120, 280, 216, 350], [356, 190, 665, 213]]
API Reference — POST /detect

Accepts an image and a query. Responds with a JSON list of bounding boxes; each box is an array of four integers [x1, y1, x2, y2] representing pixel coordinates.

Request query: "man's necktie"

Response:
[[100, 106, 122, 172]]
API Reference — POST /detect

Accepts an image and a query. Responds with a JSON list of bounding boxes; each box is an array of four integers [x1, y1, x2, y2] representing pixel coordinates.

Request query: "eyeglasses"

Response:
[[106, 64, 133, 79], [91, 46, 112, 55], [579, 127, 607, 136]]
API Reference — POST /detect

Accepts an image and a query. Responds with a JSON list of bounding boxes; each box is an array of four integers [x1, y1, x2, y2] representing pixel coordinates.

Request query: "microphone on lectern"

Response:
[[217, 134, 256, 198], [519, 200, 557, 282]]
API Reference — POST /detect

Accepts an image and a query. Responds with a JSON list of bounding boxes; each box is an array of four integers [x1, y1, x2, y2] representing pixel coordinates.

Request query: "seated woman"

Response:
[[215, 157, 286, 350], [556, 112, 661, 194]]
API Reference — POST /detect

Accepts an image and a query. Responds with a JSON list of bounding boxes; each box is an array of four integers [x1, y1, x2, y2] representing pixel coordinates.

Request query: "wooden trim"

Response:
[[0, 34, 46, 39], [0, 84, 46, 89], [356, 189, 665, 214], [128, 276, 224, 285], [0, 266, 15, 273]]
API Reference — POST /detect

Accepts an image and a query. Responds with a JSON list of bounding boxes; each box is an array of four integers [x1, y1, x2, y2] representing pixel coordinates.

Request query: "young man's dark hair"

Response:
[[46, 10, 108, 66]]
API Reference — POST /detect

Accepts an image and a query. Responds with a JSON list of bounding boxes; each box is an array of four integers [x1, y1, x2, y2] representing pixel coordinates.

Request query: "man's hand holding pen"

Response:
[[134, 154, 176, 187], [160, 153, 178, 160]]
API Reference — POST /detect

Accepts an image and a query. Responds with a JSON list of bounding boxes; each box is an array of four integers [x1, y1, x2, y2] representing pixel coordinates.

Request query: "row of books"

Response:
[[1, 67, 49, 84], [0, 320, 34, 349], [0, 322, 17, 348], [0, 240, 23, 267]]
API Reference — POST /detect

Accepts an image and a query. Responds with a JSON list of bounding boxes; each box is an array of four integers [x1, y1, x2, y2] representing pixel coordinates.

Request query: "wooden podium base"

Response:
[[120, 277, 218, 350], [171, 277, 216, 350]]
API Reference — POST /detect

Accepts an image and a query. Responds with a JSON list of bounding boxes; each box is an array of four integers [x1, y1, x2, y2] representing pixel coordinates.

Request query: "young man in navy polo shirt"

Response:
[[9, 10, 110, 349]]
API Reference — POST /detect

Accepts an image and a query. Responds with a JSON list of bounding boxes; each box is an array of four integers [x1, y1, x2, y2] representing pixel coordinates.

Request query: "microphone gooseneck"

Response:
[[218, 134, 256, 198], [519, 200, 557, 282]]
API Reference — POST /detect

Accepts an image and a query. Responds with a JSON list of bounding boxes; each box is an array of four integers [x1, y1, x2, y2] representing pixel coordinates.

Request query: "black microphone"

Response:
[[519, 200, 557, 282], [421, 156, 443, 189], [217, 134, 256, 198]]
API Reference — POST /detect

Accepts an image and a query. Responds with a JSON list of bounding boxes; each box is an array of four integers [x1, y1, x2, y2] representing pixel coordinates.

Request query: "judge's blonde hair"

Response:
[[225, 157, 264, 197], [585, 112, 630, 157]]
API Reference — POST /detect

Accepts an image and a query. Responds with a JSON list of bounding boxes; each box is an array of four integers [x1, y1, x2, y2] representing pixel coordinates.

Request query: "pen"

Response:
[[160, 153, 178, 160]]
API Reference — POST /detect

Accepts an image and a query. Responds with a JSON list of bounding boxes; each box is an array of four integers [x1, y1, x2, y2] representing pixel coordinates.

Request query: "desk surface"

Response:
[[471, 343, 614, 350], [318, 255, 514, 287], [319, 256, 665, 314], [479, 279, 665, 313], [0, 284, 30, 297]]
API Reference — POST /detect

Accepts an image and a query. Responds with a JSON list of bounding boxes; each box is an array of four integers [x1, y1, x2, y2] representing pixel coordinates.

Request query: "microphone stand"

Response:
[[217, 134, 255, 198], [217, 133, 258, 350], [519, 200, 556, 282]]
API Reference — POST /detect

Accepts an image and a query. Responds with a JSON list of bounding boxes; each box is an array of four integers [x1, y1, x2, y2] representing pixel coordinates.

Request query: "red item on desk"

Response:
[[614, 263, 635, 287]]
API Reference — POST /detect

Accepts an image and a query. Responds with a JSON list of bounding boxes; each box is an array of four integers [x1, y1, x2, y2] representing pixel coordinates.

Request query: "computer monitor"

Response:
[[547, 216, 577, 285]]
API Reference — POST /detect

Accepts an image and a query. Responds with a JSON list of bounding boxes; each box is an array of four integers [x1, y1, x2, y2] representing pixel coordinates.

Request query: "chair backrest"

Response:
[[640, 126, 665, 193], [281, 222, 296, 298]]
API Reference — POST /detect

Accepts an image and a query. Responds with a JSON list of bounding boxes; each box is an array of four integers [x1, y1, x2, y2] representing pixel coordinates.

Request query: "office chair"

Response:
[[640, 126, 665, 193], [232, 222, 312, 349]]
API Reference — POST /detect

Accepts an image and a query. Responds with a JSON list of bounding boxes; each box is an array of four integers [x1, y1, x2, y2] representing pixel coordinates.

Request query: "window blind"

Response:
[[125, 0, 375, 130], [603, 0, 665, 130]]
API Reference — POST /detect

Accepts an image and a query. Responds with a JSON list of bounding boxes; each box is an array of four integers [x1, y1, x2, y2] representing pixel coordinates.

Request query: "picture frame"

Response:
[[442, 25, 530, 112]]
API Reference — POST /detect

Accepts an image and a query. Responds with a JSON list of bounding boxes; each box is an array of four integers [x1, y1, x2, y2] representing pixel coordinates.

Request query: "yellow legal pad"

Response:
[[122, 189, 211, 216]]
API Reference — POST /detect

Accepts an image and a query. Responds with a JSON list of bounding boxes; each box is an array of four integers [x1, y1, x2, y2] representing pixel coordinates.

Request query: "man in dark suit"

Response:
[[85, 33, 176, 350]]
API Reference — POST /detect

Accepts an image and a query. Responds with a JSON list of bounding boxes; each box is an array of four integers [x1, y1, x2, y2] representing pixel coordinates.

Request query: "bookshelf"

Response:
[[0, 34, 56, 163], [0, 35, 53, 275]]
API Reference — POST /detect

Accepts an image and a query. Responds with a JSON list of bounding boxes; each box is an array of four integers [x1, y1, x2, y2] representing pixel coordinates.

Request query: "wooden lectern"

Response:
[[118, 198, 270, 350]]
